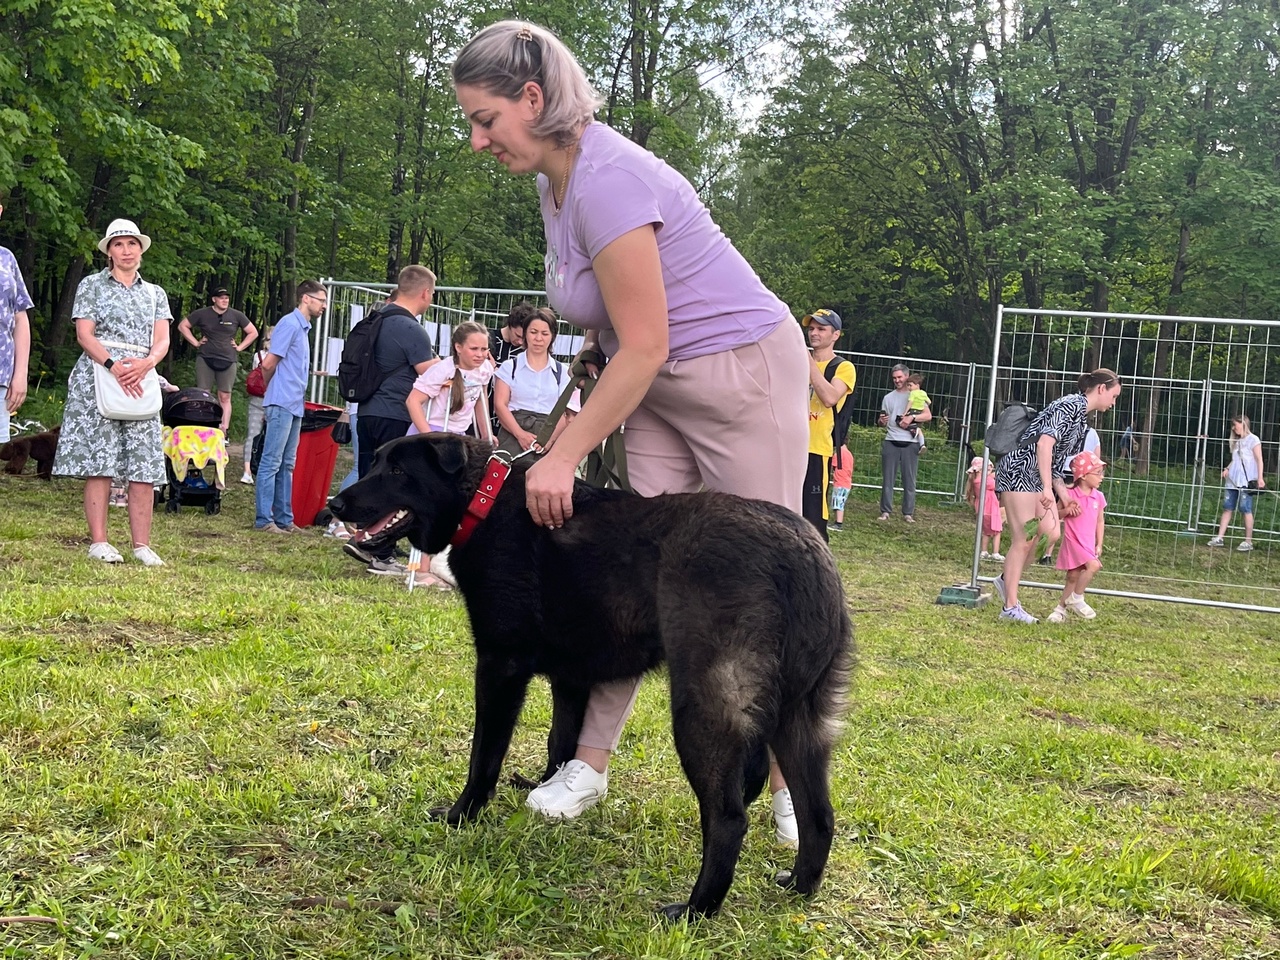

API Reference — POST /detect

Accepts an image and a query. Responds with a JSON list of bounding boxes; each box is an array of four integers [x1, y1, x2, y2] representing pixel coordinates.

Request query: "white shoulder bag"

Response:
[[92, 284, 163, 420]]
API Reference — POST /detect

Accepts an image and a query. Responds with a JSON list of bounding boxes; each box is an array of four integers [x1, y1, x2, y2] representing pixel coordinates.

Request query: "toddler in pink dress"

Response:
[[1048, 450, 1108, 623], [966, 456, 1004, 560]]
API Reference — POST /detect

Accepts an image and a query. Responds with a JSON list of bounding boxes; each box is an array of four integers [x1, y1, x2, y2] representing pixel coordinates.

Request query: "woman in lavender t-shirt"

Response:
[[453, 20, 811, 845]]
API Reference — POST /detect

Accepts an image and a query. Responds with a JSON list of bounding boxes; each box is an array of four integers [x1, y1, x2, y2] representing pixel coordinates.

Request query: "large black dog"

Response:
[[329, 434, 853, 918]]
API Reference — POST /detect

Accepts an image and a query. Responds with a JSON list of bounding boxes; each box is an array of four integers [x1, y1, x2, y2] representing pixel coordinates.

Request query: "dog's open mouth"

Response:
[[354, 508, 415, 548]]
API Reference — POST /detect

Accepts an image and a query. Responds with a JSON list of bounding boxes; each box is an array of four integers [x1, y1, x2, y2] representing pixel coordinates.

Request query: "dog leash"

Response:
[[530, 349, 630, 492]]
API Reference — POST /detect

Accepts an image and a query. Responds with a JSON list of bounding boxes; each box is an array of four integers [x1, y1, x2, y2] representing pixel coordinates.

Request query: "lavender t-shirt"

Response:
[[541, 123, 789, 362], [0, 246, 34, 386]]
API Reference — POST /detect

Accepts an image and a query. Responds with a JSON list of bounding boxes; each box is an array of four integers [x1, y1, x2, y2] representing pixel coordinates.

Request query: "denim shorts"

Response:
[[1224, 487, 1255, 515]]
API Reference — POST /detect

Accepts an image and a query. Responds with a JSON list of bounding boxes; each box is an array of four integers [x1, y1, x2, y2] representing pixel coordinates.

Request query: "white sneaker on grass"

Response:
[[132, 545, 165, 567], [998, 603, 1038, 624], [771, 788, 799, 848], [1237, 541, 1254, 552], [88, 542, 124, 564], [1206, 536, 1224, 547], [525, 760, 607, 819], [1065, 593, 1096, 619]]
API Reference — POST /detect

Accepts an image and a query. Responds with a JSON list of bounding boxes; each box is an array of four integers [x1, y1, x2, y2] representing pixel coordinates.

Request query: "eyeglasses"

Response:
[[305, 294, 328, 306]]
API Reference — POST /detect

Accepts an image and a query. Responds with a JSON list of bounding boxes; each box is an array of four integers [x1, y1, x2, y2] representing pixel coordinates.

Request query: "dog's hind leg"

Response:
[[742, 737, 769, 807], [435, 655, 533, 824], [769, 715, 837, 896]]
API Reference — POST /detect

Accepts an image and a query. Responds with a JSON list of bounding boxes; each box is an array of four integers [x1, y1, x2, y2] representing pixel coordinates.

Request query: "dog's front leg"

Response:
[[433, 656, 532, 824], [538, 679, 591, 784]]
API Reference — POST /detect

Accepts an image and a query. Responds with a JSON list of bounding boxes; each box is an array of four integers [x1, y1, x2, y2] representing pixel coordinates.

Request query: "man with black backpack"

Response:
[[803, 309, 856, 542], [340, 264, 438, 575]]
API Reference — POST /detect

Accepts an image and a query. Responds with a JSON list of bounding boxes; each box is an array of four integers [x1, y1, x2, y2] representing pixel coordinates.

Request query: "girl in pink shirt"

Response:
[[406, 321, 494, 438], [1048, 450, 1108, 623]]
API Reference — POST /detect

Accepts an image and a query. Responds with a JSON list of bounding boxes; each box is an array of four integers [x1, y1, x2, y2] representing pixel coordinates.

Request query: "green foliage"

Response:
[[2, 472, 1279, 957]]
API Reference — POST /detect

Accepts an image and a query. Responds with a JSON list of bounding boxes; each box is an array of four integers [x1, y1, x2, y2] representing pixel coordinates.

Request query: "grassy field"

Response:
[[2, 466, 1278, 959]]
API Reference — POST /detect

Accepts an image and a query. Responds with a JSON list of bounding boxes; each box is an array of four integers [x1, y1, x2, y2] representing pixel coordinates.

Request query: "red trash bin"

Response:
[[292, 402, 342, 527]]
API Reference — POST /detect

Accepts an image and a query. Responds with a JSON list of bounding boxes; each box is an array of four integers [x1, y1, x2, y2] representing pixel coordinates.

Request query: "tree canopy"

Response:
[[2, 0, 1278, 378]]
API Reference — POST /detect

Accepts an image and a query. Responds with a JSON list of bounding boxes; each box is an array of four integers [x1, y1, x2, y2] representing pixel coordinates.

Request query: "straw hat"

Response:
[[98, 218, 152, 254]]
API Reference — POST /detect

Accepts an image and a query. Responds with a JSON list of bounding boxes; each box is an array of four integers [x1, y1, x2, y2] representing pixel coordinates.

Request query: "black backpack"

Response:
[[337, 307, 386, 404], [824, 358, 856, 470], [986, 401, 1037, 457]]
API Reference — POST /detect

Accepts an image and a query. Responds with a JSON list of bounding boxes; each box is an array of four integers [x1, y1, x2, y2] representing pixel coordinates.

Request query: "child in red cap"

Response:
[[1047, 450, 1107, 623]]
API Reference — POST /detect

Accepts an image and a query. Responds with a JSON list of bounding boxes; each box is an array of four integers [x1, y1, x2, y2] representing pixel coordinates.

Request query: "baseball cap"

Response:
[[1070, 449, 1106, 480], [212, 287, 230, 297], [801, 309, 842, 332], [967, 456, 984, 474]]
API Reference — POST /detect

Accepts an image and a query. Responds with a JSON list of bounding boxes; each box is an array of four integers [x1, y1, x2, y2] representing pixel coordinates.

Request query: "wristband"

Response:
[[104, 358, 115, 370]]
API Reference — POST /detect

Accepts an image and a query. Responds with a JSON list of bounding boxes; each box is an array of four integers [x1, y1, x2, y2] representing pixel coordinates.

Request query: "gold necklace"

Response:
[[553, 145, 575, 214]]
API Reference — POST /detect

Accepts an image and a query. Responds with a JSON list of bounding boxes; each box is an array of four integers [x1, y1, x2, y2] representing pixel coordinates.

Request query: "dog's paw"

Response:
[[426, 805, 459, 823], [658, 902, 691, 923], [775, 868, 795, 889], [508, 772, 541, 790]]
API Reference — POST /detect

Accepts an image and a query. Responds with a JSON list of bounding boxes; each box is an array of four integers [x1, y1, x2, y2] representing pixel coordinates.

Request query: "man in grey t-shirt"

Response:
[[179, 287, 258, 432], [877, 363, 932, 521]]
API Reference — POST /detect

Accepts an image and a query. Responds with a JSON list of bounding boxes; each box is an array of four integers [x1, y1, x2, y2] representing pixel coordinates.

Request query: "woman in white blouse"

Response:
[[493, 307, 575, 456]]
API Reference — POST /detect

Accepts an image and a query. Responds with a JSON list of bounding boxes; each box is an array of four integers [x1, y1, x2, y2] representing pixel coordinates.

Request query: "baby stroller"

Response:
[[161, 387, 227, 515]]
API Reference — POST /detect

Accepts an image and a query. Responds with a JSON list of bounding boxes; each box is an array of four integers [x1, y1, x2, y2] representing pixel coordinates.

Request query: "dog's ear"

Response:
[[432, 436, 469, 476]]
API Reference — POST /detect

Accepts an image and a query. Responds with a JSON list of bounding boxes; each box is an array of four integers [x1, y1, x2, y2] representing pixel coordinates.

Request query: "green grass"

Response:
[[2, 468, 1279, 959]]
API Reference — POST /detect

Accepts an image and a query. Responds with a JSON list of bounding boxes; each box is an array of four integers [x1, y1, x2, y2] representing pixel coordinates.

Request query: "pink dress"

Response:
[[971, 474, 1002, 534], [1057, 485, 1106, 571]]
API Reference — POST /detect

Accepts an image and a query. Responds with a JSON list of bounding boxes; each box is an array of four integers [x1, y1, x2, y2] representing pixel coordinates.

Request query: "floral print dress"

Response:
[[53, 269, 172, 483]]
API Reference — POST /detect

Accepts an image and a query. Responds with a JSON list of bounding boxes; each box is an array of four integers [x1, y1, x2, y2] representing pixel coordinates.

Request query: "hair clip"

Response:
[[516, 26, 533, 42]]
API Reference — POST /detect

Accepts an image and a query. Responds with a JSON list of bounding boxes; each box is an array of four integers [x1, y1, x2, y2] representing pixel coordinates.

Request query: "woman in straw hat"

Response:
[[53, 218, 172, 566]]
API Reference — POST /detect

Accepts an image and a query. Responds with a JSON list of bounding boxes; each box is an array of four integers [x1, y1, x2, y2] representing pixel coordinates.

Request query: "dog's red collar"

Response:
[[450, 456, 511, 548]]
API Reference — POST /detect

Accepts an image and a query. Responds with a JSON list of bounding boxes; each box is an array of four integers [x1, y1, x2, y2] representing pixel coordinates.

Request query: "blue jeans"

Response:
[[338, 410, 360, 492], [1224, 486, 1255, 515], [255, 404, 302, 528]]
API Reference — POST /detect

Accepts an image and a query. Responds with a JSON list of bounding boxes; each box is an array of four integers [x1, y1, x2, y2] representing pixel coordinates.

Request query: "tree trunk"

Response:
[[283, 73, 319, 306], [44, 161, 113, 370]]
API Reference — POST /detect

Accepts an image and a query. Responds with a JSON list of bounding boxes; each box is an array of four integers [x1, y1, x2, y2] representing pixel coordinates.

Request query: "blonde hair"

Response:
[[448, 321, 489, 414], [1077, 368, 1120, 392], [451, 20, 603, 148], [1229, 413, 1253, 456]]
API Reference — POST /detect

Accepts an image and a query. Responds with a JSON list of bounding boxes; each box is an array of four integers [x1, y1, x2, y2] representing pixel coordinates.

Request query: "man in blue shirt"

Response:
[[254, 280, 326, 531]]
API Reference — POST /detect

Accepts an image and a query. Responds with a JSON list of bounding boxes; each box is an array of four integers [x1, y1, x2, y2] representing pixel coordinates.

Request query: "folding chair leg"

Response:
[[406, 546, 423, 592]]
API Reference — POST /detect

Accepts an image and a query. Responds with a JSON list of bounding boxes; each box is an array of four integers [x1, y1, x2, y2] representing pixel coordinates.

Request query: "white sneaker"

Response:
[[979, 551, 991, 561], [525, 760, 607, 819], [1046, 606, 1068, 623], [1237, 541, 1254, 552], [1206, 536, 1224, 547], [989, 552, 1005, 562], [771, 788, 799, 848], [132, 545, 166, 567], [1065, 593, 1096, 619], [88, 542, 124, 563], [240, 472, 254, 485]]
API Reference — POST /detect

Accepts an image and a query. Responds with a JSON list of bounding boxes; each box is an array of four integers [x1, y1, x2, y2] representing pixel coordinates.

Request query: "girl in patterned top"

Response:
[[990, 369, 1122, 623]]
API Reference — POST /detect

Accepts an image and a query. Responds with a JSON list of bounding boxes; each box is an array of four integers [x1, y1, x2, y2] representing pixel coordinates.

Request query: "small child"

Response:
[[1047, 450, 1107, 623], [829, 445, 853, 531], [900, 373, 930, 446], [965, 456, 1003, 560]]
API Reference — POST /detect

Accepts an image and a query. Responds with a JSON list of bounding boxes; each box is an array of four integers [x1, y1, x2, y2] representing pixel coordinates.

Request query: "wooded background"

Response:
[[2, 0, 1278, 380]]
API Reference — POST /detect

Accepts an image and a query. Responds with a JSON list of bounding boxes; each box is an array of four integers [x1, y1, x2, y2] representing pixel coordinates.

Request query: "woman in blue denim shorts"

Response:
[[1207, 414, 1266, 552]]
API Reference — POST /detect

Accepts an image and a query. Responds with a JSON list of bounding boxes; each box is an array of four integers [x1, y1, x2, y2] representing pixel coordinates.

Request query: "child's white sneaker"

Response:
[[1065, 593, 1096, 619]]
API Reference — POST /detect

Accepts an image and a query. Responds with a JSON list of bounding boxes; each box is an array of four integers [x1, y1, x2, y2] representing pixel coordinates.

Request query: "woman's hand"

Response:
[[516, 428, 539, 452], [1059, 498, 1082, 518], [113, 358, 147, 397], [1221, 468, 1229, 479], [1259, 477, 1267, 490], [525, 451, 577, 528]]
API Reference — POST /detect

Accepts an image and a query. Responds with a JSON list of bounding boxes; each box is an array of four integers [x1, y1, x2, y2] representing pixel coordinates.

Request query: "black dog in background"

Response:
[[0, 425, 60, 479], [330, 434, 853, 919]]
